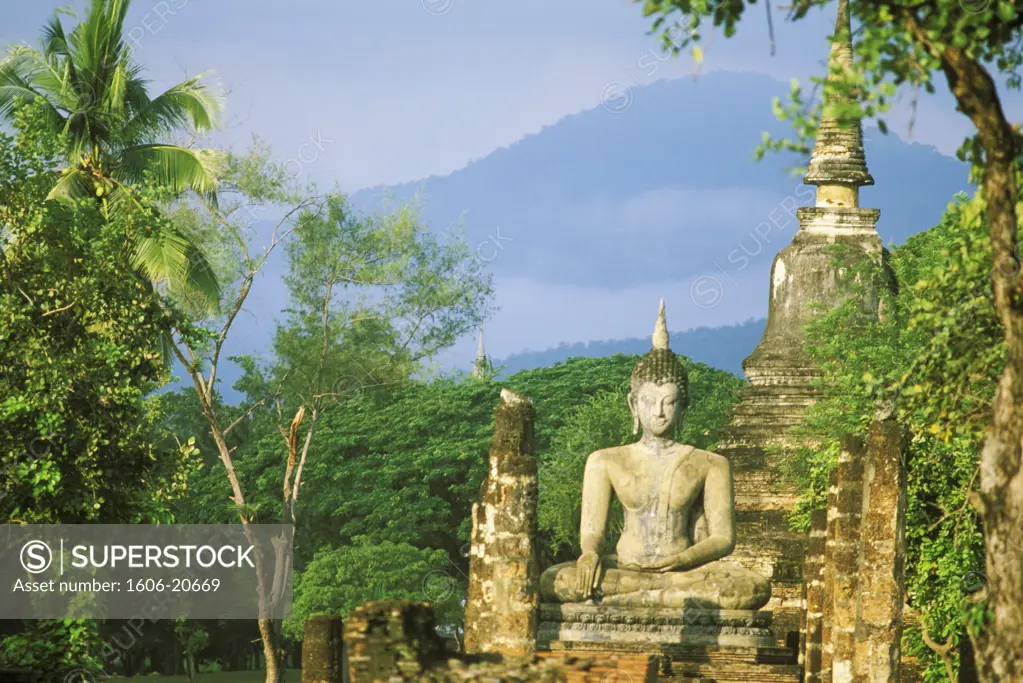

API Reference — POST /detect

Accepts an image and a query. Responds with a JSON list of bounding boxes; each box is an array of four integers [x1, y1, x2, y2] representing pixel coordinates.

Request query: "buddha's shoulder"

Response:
[[585, 445, 632, 467], [687, 446, 731, 470]]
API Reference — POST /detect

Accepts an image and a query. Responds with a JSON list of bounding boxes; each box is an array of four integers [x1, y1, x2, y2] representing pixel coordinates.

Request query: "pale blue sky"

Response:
[[1, 0, 994, 191]]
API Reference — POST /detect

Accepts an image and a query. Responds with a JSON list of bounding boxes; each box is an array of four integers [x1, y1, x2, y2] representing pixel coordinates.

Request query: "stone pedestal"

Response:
[[538, 603, 800, 682], [539, 604, 777, 649]]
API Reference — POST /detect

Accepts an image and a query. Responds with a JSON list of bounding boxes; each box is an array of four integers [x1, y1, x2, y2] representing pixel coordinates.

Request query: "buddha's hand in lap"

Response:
[[575, 551, 602, 599], [622, 551, 694, 574]]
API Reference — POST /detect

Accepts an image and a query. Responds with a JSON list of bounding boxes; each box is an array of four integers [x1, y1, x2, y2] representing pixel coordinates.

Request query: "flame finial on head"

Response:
[[630, 299, 688, 399], [653, 298, 669, 350]]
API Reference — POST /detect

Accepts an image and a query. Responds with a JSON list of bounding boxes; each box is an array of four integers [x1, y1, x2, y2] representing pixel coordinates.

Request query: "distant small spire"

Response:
[[803, 0, 874, 195], [472, 326, 488, 378], [652, 299, 670, 350]]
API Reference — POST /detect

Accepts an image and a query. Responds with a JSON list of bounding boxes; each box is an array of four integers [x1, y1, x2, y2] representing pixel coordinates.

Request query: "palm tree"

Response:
[[0, 0, 227, 309]]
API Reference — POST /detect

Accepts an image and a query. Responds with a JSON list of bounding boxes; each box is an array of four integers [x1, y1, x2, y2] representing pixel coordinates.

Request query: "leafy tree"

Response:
[[0, 93, 196, 683], [0, 103, 194, 525], [284, 539, 459, 642], [164, 144, 491, 683], [254, 191, 494, 535], [0, 0, 226, 306], [0, 620, 103, 683], [637, 0, 1023, 672]]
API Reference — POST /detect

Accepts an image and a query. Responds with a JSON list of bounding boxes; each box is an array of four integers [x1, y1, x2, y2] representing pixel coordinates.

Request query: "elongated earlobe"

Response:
[[627, 391, 639, 435]]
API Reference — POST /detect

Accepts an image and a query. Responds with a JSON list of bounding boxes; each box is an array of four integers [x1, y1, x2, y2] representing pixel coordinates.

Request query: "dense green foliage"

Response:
[[777, 192, 998, 680], [284, 539, 458, 641], [0, 106, 194, 526], [0, 100, 197, 682]]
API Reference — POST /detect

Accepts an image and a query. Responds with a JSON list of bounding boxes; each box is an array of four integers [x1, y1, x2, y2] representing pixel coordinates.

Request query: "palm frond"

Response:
[[0, 223, 21, 262], [44, 167, 95, 201], [40, 14, 72, 62], [158, 330, 178, 368], [120, 73, 223, 143], [67, 0, 130, 116], [1, 47, 84, 146], [121, 64, 150, 113], [104, 57, 130, 117], [116, 144, 227, 197], [0, 50, 61, 123], [127, 225, 222, 315]]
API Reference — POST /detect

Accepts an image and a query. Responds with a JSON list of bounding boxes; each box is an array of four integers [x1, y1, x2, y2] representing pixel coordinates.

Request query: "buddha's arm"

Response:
[[654, 455, 737, 571], [579, 451, 612, 556]]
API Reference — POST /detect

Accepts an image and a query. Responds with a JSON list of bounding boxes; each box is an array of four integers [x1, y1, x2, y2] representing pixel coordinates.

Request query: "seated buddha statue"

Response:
[[540, 300, 771, 611]]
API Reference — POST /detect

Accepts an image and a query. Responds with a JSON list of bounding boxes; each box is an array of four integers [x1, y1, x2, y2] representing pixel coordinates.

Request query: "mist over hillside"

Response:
[[351, 72, 969, 292], [496, 318, 765, 378]]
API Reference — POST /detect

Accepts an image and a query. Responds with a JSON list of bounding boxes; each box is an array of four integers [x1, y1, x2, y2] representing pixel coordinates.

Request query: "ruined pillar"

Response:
[[830, 436, 866, 683], [302, 615, 343, 683], [463, 388, 539, 657], [803, 509, 828, 682], [821, 468, 839, 683], [852, 419, 907, 682], [343, 601, 445, 683]]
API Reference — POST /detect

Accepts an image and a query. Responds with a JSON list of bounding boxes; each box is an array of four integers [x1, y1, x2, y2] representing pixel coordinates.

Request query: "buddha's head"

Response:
[[628, 299, 689, 438]]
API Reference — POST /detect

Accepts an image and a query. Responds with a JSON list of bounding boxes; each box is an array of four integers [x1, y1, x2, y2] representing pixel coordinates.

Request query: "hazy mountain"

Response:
[[496, 318, 765, 378], [350, 72, 970, 291], [208, 72, 970, 402]]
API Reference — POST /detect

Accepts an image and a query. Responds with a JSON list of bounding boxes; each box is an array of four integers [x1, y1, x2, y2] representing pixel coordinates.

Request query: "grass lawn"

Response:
[[111, 670, 300, 683]]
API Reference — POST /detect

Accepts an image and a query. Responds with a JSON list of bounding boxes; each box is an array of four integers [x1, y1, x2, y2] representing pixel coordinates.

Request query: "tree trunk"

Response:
[[259, 618, 283, 683], [937, 42, 1023, 682], [203, 411, 286, 683]]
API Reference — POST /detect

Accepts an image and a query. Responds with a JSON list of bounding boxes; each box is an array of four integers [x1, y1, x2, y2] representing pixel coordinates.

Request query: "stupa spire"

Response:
[[471, 326, 488, 378], [803, 0, 873, 207]]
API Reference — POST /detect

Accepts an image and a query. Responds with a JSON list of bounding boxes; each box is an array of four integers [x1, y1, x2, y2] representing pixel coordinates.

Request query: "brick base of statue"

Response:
[[538, 603, 800, 682]]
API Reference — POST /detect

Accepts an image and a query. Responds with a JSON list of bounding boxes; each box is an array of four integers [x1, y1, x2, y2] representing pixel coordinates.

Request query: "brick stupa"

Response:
[[713, 0, 888, 649]]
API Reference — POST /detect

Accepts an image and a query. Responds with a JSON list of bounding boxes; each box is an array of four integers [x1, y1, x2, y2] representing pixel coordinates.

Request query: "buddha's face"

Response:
[[628, 381, 682, 438]]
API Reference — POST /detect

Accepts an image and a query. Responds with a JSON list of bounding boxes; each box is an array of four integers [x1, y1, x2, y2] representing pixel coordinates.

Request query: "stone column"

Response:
[[303, 615, 343, 683], [821, 468, 839, 683], [463, 388, 539, 657], [803, 509, 828, 682], [852, 419, 907, 682], [831, 436, 866, 683], [343, 601, 445, 683]]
